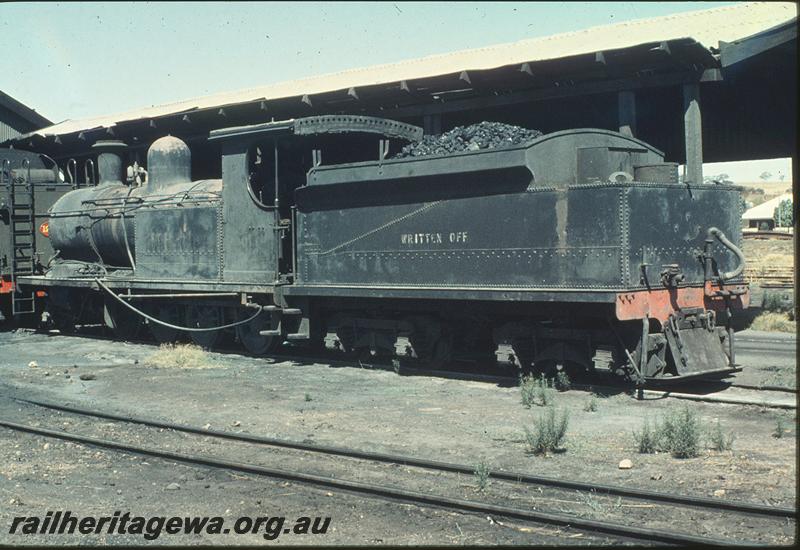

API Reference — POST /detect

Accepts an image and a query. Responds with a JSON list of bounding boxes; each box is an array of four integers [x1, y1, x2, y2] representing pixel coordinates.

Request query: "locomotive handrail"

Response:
[[37, 153, 60, 183], [84, 159, 95, 186], [1, 159, 9, 185], [707, 227, 746, 281], [66, 159, 77, 187]]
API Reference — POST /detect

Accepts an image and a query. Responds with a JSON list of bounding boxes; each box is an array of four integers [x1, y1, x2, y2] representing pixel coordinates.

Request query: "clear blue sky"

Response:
[[3, 1, 738, 123]]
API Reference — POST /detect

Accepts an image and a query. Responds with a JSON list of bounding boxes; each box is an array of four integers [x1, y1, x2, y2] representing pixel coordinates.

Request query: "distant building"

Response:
[[0, 91, 52, 142], [742, 193, 792, 230]]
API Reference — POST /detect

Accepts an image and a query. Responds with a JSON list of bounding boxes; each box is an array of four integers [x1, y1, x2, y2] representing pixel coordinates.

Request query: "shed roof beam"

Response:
[[700, 68, 723, 82], [617, 90, 637, 138], [595, 51, 607, 65], [381, 70, 707, 118], [720, 22, 797, 67], [519, 62, 534, 77]]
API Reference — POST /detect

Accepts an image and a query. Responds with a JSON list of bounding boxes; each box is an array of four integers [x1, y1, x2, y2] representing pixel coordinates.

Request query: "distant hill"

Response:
[[735, 181, 793, 208]]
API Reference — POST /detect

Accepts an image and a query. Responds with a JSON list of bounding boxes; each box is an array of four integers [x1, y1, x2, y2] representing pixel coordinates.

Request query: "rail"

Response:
[[0, 414, 780, 546], [13, 395, 795, 519]]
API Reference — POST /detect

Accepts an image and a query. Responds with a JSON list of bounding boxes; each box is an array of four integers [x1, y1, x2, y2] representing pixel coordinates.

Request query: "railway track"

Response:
[[7, 328, 797, 408], [0, 395, 794, 546]]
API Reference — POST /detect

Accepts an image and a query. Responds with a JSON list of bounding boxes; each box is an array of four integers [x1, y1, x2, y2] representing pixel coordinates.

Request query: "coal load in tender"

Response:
[[394, 121, 543, 158]]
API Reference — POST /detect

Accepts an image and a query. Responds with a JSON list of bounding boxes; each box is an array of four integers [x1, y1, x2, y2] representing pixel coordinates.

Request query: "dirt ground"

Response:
[[0, 329, 795, 545], [743, 238, 794, 268]]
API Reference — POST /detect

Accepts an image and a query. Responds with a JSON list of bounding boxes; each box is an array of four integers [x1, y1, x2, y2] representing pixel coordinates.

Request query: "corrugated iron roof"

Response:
[[0, 90, 52, 129], [743, 193, 793, 220], [16, 1, 798, 141]]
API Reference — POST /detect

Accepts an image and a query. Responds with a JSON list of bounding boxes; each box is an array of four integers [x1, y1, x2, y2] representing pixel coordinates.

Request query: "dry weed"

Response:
[[145, 343, 213, 368], [750, 312, 796, 333]]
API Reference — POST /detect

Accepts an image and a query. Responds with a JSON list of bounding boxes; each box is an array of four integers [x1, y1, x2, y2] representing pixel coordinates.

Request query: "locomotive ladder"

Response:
[[6, 160, 36, 315]]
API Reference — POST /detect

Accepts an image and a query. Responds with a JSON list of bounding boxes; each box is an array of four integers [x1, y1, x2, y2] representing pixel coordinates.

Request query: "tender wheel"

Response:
[[408, 316, 453, 369], [147, 304, 184, 344], [186, 305, 226, 349], [530, 359, 564, 380], [511, 337, 535, 375], [236, 309, 280, 355], [427, 335, 453, 370], [335, 327, 356, 354], [103, 300, 144, 341]]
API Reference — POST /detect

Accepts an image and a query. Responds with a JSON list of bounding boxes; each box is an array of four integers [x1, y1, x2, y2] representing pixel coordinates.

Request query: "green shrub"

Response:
[[583, 396, 598, 413], [662, 407, 701, 458], [634, 418, 659, 454], [520, 374, 537, 408], [708, 420, 734, 451], [304, 393, 313, 402], [524, 406, 569, 455], [520, 374, 555, 408], [554, 370, 571, 391], [773, 418, 786, 439], [474, 461, 491, 491], [762, 291, 791, 313], [633, 407, 702, 458]]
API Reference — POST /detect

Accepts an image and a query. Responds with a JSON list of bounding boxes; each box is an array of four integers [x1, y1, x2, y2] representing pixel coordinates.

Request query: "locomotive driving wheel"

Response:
[[147, 304, 184, 344], [103, 300, 144, 341], [186, 305, 225, 350], [236, 309, 280, 355], [46, 288, 80, 334]]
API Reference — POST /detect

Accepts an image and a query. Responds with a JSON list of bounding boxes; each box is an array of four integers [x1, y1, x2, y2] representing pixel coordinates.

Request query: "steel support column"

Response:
[[423, 114, 442, 136], [617, 90, 636, 137], [682, 83, 703, 184]]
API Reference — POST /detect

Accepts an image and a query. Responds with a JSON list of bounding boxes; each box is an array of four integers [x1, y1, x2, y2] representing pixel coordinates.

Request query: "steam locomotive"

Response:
[[16, 115, 749, 381], [0, 149, 73, 323]]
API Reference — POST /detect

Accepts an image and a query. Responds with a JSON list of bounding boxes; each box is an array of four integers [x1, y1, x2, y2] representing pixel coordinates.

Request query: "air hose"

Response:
[[706, 227, 746, 281], [95, 278, 265, 332]]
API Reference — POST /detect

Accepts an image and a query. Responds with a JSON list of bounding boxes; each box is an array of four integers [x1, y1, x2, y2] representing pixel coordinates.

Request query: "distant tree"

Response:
[[759, 171, 773, 181], [773, 198, 794, 228], [704, 173, 734, 185]]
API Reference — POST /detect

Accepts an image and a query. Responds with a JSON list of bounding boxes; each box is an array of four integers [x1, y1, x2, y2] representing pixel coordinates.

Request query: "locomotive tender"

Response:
[[19, 115, 749, 381]]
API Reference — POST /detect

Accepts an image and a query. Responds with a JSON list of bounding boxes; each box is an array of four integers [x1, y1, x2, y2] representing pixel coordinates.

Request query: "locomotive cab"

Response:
[[208, 116, 424, 282]]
